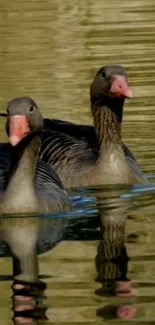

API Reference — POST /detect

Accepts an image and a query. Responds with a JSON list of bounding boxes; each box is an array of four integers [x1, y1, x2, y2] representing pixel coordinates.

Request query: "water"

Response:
[[0, 185, 155, 324], [0, 0, 155, 323]]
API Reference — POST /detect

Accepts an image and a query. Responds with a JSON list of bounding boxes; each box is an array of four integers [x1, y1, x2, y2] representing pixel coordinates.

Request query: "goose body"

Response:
[[41, 122, 144, 188], [40, 65, 146, 186], [0, 138, 70, 215], [0, 136, 68, 214], [0, 99, 70, 282]]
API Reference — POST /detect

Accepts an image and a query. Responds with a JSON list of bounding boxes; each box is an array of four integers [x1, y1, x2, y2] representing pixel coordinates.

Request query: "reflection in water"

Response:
[[12, 279, 47, 325], [12, 281, 47, 325], [0, 215, 48, 324], [0, 207, 100, 324], [0, 185, 155, 323], [95, 190, 136, 321], [1, 216, 39, 282], [0, 213, 71, 256]]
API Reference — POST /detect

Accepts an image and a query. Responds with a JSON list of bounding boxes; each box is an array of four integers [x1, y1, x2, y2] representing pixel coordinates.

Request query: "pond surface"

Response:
[[0, 0, 155, 324]]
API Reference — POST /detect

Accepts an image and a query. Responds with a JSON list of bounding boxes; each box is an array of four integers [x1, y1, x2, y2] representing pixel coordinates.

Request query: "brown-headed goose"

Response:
[[0, 99, 70, 282], [0, 97, 70, 213], [41, 65, 146, 186]]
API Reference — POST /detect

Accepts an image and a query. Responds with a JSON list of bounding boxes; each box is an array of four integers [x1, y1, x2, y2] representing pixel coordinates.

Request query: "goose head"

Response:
[[5, 97, 43, 146], [90, 65, 133, 102]]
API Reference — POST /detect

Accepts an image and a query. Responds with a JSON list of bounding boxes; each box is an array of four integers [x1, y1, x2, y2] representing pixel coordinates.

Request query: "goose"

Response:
[[0, 99, 70, 282], [40, 65, 146, 186], [0, 97, 70, 212]]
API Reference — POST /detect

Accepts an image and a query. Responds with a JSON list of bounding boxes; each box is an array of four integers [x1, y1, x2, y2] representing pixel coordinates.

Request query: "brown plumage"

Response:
[[40, 65, 147, 186], [0, 99, 70, 282], [0, 98, 70, 214]]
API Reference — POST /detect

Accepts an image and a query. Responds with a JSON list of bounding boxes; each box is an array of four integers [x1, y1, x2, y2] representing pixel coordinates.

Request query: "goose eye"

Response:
[[29, 105, 34, 112], [101, 72, 106, 79]]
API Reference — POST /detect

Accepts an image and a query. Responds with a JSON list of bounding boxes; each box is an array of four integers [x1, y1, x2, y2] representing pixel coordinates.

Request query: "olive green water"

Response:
[[0, 0, 155, 324]]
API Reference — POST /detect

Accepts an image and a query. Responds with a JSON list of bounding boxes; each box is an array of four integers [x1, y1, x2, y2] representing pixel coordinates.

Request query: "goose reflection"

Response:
[[95, 187, 136, 321], [0, 214, 71, 324], [0, 214, 48, 324], [95, 223, 135, 320], [0, 216, 39, 282], [12, 278, 47, 325]]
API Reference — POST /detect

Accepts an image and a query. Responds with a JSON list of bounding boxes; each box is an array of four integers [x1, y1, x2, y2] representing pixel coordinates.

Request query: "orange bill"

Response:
[[110, 75, 133, 98], [9, 115, 30, 146]]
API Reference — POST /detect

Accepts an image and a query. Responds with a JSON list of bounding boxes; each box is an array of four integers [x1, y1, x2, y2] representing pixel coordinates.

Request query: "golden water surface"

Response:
[[0, 0, 155, 324]]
